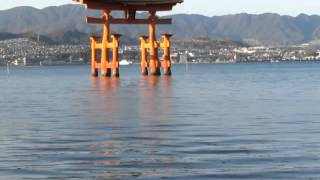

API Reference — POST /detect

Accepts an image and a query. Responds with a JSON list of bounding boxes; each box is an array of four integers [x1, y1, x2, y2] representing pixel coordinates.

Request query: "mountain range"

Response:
[[1, 4, 320, 45]]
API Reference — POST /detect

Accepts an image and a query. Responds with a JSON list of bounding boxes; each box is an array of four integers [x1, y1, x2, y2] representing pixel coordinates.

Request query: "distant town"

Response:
[[1, 37, 320, 66]]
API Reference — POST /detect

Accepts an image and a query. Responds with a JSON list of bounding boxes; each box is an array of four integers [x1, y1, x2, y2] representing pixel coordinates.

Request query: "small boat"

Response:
[[271, 60, 280, 63], [119, 59, 132, 66]]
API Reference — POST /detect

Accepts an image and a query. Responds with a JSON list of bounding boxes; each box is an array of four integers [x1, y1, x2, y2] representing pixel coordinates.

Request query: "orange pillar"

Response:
[[161, 34, 172, 76], [90, 36, 98, 77], [140, 36, 148, 76], [111, 34, 121, 77], [101, 10, 111, 77], [149, 11, 161, 76]]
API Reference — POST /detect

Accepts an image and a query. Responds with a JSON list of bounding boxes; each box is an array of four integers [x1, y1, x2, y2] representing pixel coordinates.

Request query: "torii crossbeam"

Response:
[[75, 0, 183, 77]]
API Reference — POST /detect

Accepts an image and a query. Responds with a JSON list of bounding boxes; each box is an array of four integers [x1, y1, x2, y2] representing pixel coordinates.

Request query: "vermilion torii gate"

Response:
[[75, 0, 183, 77]]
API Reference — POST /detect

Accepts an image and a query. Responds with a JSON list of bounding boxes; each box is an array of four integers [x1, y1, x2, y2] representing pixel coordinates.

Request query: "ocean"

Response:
[[1, 62, 320, 179]]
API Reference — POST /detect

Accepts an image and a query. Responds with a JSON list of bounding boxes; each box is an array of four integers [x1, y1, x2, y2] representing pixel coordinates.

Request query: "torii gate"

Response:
[[75, 0, 183, 77]]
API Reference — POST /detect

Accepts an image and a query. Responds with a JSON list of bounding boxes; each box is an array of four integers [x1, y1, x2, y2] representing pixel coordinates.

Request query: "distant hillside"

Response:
[[0, 32, 21, 40], [1, 5, 320, 45], [0, 31, 86, 45]]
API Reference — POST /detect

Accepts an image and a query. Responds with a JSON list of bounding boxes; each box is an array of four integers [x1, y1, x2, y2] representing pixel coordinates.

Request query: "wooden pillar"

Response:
[[140, 36, 148, 76], [111, 34, 121, 77], [101, 10, 111, 77], [161, 34, 172, 76], [149, 11, 161, 76], [90, 36, 98, 77]]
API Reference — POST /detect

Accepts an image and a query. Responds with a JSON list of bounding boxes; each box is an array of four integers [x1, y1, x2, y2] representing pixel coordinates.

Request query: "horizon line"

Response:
[[1, 4, 320, 17]]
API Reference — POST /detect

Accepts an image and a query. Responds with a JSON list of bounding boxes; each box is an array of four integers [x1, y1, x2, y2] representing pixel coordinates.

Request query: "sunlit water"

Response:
[[1, 63, 320, 179]]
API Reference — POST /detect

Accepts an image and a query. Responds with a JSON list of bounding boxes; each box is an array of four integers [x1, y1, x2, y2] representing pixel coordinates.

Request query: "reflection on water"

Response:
[[139, 76, 173, 125], [87, 75, 182, 179], [91, 76, 121, 96], [1, 64, 320, 179]]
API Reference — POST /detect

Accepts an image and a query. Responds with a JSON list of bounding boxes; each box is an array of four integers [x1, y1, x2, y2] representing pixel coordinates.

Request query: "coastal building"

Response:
[[179, 54, 188, 63]]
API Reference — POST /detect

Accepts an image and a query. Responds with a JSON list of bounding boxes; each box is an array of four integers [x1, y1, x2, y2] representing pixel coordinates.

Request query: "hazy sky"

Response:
[[1, 0, 320, 16]]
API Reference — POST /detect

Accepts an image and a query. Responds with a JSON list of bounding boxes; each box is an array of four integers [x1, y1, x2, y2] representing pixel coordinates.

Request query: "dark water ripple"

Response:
[[1, 63, 320, 179]]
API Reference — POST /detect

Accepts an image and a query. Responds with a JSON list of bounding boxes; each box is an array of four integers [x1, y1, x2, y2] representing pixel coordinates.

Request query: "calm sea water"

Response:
[[1, 62, 320, 179]]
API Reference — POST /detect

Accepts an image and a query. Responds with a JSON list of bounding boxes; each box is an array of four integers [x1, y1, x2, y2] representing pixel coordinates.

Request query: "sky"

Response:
[[1, 0, 320, 16]]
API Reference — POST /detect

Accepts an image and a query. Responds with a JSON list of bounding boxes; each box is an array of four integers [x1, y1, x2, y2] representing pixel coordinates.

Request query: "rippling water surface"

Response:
[[1, 63, 320, 179]]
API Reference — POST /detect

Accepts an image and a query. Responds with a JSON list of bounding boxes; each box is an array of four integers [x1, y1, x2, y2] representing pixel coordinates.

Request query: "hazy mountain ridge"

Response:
[[1, 5, 320, 45]]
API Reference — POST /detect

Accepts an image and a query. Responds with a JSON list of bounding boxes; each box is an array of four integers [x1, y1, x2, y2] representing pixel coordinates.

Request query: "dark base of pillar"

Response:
[[141, 68, 148, 76], [106, 69, 112, 77], [92, 69, 98, 77], [101, 72, 107, 77], [101, 69, 112, 77], [112, 68, 120, 77], [151, 68, 161, 76], [163, 68, 172, 76]]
